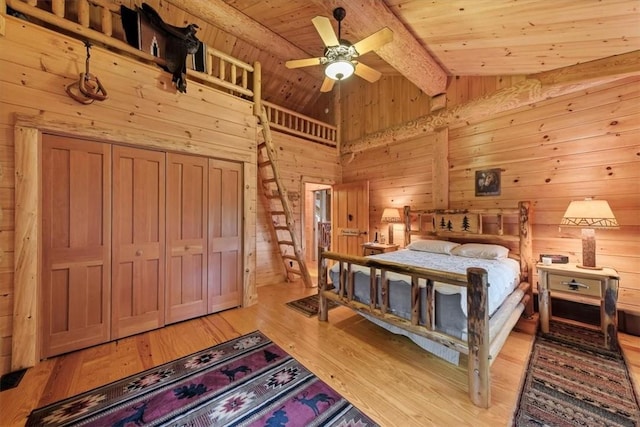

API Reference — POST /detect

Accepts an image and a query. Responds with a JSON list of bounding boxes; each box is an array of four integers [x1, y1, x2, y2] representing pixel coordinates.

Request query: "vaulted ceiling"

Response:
[[150, 0, 638, 114]]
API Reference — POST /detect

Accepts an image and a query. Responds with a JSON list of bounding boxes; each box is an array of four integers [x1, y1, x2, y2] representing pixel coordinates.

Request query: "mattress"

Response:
[[329, 248, 521, 317]]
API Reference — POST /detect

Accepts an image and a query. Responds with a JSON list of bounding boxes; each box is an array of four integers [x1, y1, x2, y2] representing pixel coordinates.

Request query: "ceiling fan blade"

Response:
[[353, 27, 393, 55], [312, 16, 340, 47], [354, 62, 382, 83], [285, 57, 323, 69], [320, 77, 335, 93]]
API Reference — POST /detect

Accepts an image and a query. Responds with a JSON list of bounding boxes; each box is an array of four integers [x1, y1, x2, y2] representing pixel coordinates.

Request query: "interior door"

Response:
[[208, 159, 242, 312], [331, 181, 369, 256], [41, 135, 111, 358], [165, 153, 208, 324], [112, 146, 165, 339]]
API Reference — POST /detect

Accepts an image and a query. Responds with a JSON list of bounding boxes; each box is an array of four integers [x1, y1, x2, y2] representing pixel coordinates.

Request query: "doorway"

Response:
[[303, 182, 331, 277]]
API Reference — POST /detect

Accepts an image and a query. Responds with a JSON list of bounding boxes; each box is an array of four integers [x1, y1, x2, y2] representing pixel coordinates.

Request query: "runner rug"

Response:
[[26, 331, 378, 426], [285, 294, 339, 317], [513, 321, 640, 426]]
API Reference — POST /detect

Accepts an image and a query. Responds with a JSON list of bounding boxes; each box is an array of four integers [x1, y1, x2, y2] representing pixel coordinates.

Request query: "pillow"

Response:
[[450, 243, 509, 260], [406, 239, 460, 255]]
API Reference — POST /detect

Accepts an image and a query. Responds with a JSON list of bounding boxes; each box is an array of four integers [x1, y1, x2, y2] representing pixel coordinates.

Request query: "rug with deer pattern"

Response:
[[26, 331, 378, 426]]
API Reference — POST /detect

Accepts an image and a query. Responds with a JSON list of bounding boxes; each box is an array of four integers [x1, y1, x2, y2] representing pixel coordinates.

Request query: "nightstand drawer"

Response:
[[548, 274, 601, 297], [363, 248, 379, 256]]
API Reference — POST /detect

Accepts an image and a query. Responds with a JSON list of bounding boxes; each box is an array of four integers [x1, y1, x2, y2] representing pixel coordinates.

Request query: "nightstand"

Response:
[[362, 242, 399, 256], [537, 263, 619, 350]]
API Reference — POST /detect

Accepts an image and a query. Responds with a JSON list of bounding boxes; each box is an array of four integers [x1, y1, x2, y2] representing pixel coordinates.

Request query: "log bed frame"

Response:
[[318, 201, 533, 408]]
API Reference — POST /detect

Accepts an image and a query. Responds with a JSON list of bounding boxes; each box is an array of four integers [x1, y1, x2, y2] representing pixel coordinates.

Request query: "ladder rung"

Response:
[[287, 268, 302, 275], [271, 211, 285, 216], [282, 255, 297, 260], [258, 160, 271, 168], [274, 226, 289, 231], [258, 142, 266, 150], [263, 178, 276, 184], [266, 194, 281, 199], [278, 240, 294, 246]]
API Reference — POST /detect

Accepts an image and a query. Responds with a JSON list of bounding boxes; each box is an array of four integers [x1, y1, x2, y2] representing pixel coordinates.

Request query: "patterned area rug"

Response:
[[285, 293, 339, 317], [26, 331, 378, 426], [513, 321, 640, 426]]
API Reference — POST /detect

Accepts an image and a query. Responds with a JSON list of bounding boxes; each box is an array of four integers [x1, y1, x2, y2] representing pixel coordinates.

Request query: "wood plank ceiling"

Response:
[[139, 0, 639, 114]]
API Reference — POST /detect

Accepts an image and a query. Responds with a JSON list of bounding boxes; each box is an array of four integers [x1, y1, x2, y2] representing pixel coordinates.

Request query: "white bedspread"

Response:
[[330, 249, 520, 317]]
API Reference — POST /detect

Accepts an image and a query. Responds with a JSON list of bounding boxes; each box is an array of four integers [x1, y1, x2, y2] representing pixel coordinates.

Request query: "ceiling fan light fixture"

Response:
[[325, 59, 355, 80]]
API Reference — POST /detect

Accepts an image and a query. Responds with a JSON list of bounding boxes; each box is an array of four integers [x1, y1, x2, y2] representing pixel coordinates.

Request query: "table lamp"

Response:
[[559, 198, 618, 269], [381, 208, 402, 244]]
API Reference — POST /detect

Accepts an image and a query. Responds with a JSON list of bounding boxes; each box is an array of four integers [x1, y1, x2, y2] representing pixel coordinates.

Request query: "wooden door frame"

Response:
[[300, 176, 335, 263], [12, 115, 257, 371]]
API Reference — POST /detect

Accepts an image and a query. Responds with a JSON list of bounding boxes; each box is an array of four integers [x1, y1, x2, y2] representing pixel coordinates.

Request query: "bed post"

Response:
[[467, 267, 490, 408], [404, 205, 411, 244], [519, 201, 534, 317], [318, 246, 329, 322]]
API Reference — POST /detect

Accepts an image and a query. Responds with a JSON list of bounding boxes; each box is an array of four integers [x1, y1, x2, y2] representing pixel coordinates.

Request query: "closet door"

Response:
[[165, 153, 208, 324], [41, 135, 111, 358], [208, 159, 243, 312], [112, 146, 165, 339]]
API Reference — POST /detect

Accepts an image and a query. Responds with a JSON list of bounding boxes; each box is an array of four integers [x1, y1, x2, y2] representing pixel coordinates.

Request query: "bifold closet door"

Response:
[[41, 135, 111, 358], [165, 153, 208, 324], [112, 146, 165, 339], [208, 159, 243, 312]]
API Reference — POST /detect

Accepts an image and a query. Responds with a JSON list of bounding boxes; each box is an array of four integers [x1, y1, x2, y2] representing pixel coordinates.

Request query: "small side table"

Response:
[[537, 262, 619, 350], [362, 242, 399, 256]]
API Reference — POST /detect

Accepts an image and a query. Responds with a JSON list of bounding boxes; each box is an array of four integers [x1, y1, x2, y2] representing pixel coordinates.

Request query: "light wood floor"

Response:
[[1, 281, 639, 426]]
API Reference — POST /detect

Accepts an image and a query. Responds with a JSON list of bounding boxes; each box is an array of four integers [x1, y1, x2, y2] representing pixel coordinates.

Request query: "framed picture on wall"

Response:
[[475, 169, 501, 196]]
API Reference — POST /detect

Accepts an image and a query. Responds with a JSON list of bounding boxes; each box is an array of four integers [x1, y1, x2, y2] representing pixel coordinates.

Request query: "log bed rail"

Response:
[[318, 201, 533, 408], [1, 0, 338, 147]]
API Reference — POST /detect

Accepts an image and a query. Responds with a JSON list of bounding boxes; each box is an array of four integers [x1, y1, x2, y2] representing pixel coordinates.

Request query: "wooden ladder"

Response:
[[256, 107, 313, 288]]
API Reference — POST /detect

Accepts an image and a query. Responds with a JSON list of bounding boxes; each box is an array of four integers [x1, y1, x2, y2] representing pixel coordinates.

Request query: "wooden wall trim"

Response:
[[13, 114, 255, 163], [12, 126, 39, 371], [243, 161, 258, 307]]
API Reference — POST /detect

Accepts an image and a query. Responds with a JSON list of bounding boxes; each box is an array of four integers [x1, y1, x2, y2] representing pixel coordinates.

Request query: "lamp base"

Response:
[[577, 264, 603, 270]]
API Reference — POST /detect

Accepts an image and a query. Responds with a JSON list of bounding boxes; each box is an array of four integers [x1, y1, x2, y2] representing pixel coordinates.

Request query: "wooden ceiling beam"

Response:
[[529, 50, 640, 85], [343, 52, 640, 154], [309, 0, 448, 96], [164, 0, 310, 63]]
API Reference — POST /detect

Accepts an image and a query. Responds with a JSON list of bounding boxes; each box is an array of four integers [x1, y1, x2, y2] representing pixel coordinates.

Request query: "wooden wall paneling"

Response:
[[40, 134, 111, 358], [111, 146, 166, 339], [208, 159, 243, 312], [432, 129, 449, 209], [447, 80, 640, 309], [0, 19, 256, 152], [165, 153, 208, 324]]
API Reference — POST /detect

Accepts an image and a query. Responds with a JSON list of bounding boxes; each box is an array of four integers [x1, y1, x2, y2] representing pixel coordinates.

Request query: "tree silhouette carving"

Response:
[[439, 217, 447, 229], [462, 216, 471, 231]]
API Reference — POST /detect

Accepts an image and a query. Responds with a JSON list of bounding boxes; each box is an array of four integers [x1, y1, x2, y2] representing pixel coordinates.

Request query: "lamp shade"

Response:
[[325, 59, 355, 80], [381, 208, 402, 223], [560, 199, 619, 229]]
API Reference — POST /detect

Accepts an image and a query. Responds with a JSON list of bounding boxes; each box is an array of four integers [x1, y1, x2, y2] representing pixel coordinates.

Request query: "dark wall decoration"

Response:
[[475, 169, 501, 196]]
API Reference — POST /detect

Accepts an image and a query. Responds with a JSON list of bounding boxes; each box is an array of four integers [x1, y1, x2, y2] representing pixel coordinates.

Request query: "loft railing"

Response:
[[263, 101, 338, 148], [3, 0, 338, 148]]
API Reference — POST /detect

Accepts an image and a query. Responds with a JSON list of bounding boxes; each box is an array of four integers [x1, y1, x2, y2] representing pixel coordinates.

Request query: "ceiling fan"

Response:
[[285, 7, 393, 92]]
